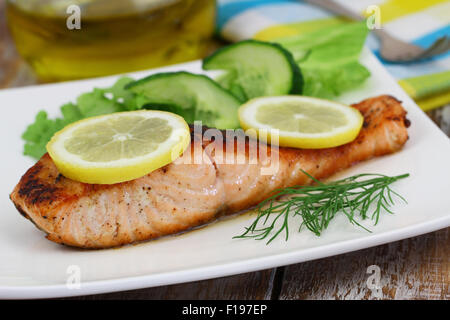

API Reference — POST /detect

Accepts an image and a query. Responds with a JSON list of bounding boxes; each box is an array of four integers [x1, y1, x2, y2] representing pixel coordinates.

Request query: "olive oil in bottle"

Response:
[[6, 0, 216, 82]]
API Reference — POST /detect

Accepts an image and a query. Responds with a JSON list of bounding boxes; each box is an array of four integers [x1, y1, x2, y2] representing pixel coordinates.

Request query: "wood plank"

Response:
[[278, 228, 449, 300], [427, 105, 450, 137], [70, 269, 277, 300]]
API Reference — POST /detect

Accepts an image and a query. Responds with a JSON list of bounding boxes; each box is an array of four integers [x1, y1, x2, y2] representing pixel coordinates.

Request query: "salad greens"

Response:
[[22, 22, 370, 159], [22, 80, 131, 159], [276, 22, 370, 98]]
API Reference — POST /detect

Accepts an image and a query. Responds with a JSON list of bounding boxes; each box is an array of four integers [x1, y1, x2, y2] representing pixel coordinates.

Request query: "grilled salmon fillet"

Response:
[[10, 95, 409, 249]]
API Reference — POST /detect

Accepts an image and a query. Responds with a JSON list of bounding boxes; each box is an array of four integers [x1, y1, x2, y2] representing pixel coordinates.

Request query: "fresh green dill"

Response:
[[234, 171, 409, 244]]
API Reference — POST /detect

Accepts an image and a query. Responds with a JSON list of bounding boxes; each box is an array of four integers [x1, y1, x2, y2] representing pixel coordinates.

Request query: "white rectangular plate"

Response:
[[0, 49, 449, 299]]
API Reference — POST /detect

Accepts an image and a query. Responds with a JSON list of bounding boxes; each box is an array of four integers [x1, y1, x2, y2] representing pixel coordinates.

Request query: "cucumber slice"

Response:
[[126, 72, 241, 129], [203, 40, 303, 102]]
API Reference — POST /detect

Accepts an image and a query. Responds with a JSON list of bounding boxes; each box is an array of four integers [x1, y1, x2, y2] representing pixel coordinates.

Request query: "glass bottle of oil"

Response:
[[6, 0, 216, 82]]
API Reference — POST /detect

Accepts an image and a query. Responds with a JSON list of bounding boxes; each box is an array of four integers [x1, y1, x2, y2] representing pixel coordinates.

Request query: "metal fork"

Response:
[[306, 0, 450, 62]]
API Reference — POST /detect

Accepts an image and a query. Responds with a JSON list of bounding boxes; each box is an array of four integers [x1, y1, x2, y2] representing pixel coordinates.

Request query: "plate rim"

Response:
[[0, 216, 448, 299]]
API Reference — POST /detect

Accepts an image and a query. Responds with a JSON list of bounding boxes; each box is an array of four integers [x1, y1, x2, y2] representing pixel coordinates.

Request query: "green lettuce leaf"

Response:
[[276, 22, 370, 98], [103, 76, 139, 110]]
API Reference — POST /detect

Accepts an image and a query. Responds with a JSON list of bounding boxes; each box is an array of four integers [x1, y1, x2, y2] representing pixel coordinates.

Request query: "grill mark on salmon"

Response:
[[10, 95, 410, 249]]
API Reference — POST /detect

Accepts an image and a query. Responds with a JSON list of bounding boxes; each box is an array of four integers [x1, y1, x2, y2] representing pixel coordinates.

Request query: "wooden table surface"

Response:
[[1, 1, 448, 300]]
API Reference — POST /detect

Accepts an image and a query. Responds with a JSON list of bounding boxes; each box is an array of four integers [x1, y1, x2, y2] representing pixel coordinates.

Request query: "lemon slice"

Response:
[[47, 110, 190, 184], [239, 96, 363, 149]]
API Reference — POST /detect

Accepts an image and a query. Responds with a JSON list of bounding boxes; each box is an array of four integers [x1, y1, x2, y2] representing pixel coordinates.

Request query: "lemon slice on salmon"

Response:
[[47, 110, 190, 184], [239, 96, 363, 149]]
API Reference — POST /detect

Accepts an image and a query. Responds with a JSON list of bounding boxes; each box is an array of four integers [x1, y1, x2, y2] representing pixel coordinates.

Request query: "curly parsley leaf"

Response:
[[22, 78, 132, 159]]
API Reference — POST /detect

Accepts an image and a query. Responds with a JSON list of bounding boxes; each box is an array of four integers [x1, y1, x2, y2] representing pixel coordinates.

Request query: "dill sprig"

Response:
[[234, 171, 409, 244]]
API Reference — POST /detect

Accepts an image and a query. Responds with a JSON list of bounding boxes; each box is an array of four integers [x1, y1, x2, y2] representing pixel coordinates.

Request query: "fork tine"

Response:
[[416, 36, 450, 60], [418, 37, 447, 55], [424, 37, 450, 55]]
